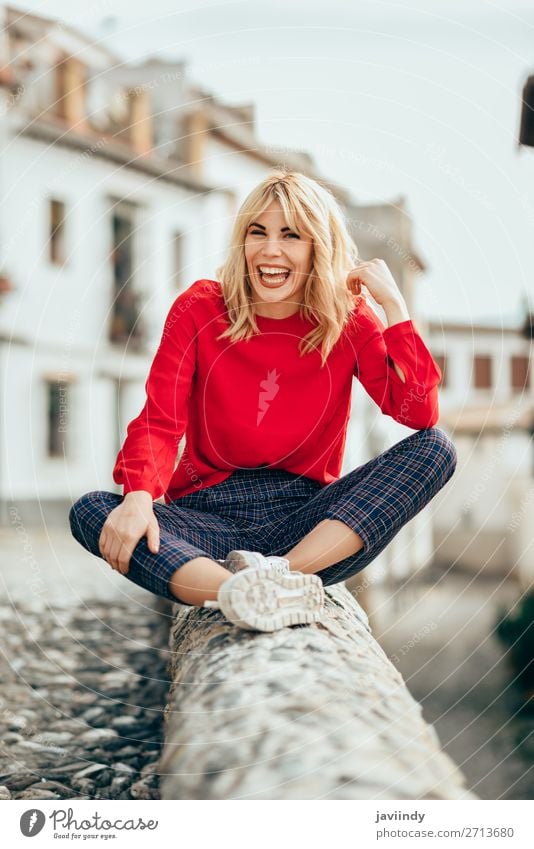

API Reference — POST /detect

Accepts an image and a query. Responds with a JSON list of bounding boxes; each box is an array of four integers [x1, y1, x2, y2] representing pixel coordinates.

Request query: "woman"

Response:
[[69, 168, 457, 632]]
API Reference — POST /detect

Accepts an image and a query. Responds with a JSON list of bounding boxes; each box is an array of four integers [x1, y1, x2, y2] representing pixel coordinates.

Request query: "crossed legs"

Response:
[[173, 426, 458, 605], [70, 428, 457, 608], [170, 519, 364, 605]]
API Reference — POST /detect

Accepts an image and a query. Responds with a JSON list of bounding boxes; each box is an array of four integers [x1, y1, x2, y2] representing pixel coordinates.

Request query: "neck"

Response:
[[254, 302, 302, 319]]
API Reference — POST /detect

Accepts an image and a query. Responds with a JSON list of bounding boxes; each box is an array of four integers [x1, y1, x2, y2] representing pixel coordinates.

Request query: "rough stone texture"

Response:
[[0, 600, 170, 800], [160, 584, 478, 800]]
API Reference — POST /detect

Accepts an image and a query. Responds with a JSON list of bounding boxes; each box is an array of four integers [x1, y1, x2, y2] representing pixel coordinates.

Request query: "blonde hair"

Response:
[[215, 167, 362, 367]]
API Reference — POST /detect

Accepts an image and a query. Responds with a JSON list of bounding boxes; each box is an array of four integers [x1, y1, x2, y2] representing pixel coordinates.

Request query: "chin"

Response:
[[251, 284, 293, 302]]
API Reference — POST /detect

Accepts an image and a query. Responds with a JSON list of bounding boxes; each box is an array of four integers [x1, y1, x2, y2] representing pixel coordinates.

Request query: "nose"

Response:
[[261, 237, 284, 257]]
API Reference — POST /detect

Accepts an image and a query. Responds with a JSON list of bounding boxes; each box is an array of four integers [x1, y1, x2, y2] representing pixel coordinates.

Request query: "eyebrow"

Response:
[[247, 222, 293, 232]]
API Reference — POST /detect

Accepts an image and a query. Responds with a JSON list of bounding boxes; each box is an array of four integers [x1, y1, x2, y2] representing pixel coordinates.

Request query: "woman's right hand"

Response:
[[98, 491, 160, 575]]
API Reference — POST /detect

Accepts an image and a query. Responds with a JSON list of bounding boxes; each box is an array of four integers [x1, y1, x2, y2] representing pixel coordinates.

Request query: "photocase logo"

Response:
[[20, 809, 46, 837], [257, 368, 280, 425]]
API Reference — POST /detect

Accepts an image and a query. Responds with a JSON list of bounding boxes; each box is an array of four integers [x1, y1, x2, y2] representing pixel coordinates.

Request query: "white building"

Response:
[[427, 317, 533, 587], [0, 7, 229, 525]]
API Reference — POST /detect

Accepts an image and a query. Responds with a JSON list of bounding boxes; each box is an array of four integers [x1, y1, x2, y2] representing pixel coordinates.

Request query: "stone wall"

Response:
[[159, 584, 477, 800]]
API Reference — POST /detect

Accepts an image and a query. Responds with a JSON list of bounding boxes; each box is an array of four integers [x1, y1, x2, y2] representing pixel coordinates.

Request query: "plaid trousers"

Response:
[[69, 426, 457, 603]]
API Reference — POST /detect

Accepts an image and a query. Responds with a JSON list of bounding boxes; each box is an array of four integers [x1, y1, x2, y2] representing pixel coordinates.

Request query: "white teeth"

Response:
[[259, 266, 290, 274], [259, 270, 290, 284], [258, 266, 291, 285]]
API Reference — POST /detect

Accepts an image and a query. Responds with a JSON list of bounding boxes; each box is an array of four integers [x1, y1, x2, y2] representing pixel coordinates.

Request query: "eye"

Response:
[[248, 230, 300, 238]]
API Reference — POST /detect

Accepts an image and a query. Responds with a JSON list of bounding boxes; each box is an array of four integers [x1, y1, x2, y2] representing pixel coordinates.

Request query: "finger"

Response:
[[107, 536, 123, 570], [98, 529, 108, 559], [116, 543, 132, 575], [147, 524, 160, 554], [100, 542, 111, 565], [347, 276, 363, 292]]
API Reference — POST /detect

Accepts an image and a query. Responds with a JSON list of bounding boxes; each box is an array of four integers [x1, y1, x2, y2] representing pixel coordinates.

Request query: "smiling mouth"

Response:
[[257, 266, 292, 286]]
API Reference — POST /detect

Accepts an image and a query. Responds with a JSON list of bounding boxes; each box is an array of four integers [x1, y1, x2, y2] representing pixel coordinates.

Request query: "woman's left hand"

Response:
[[346, 258, 404, 307]]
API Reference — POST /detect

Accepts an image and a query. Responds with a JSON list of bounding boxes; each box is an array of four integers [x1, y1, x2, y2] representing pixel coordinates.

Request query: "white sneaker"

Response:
[[220, 549, 290, 575], [203, 563, 325, 632]]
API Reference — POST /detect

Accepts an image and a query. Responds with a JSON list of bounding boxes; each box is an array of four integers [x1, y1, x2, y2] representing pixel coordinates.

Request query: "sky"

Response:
[[10, 0, 534, 324]]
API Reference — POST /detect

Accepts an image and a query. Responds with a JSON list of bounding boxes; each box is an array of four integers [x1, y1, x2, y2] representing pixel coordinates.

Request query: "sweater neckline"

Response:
[[254, 308, 310, 325]]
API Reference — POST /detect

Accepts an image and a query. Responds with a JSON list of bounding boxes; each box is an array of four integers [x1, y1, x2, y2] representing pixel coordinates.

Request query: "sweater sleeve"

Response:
[[112, 293, 197, 500], [352, 297, 442, 429]]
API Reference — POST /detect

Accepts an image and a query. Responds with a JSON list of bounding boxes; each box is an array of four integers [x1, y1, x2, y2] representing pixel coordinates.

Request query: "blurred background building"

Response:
[[428, 314, 533, 590]]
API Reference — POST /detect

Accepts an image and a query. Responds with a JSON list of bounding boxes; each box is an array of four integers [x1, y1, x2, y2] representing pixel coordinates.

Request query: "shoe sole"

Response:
[[217, 567, 325, 632]]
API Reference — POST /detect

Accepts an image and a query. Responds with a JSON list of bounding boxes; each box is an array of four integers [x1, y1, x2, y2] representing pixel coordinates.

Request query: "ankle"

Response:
[[168, 556, 232, 606], [284, 555, 307, 573]]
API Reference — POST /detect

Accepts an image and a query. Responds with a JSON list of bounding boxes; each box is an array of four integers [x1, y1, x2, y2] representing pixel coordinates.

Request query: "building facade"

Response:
[[427, 318, 533, 587]]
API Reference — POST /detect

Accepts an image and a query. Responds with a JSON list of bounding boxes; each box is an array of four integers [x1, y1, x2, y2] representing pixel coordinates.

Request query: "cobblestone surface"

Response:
[[0, 599, 171, 800]]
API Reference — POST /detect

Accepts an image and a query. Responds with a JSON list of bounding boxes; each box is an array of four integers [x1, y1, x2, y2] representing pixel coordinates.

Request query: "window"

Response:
[[511, 355, 530, 391], [55, 59, 68, 122], [172, 230, 185, 290], [434, 354, 448, 388], [54, 56, 86, 126], [46, 379, 68, 457], [113, 378, 124, 460], [49, 199, 66, 264], [473, 355, 492, 389], [109, 202, 144, 348]]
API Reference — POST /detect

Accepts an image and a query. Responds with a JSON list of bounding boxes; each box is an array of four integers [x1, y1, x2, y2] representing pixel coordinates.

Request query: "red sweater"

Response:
[[112, 279, 442, 503]]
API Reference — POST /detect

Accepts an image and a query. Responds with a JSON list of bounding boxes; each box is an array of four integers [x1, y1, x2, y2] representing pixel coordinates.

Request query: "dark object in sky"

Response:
[[519, 75, 534, 147], [522, 311, 534, 340]]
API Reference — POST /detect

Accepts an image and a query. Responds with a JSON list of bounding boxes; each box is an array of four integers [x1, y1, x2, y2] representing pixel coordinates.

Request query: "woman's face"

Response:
[[244, 198, 314, 317]]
